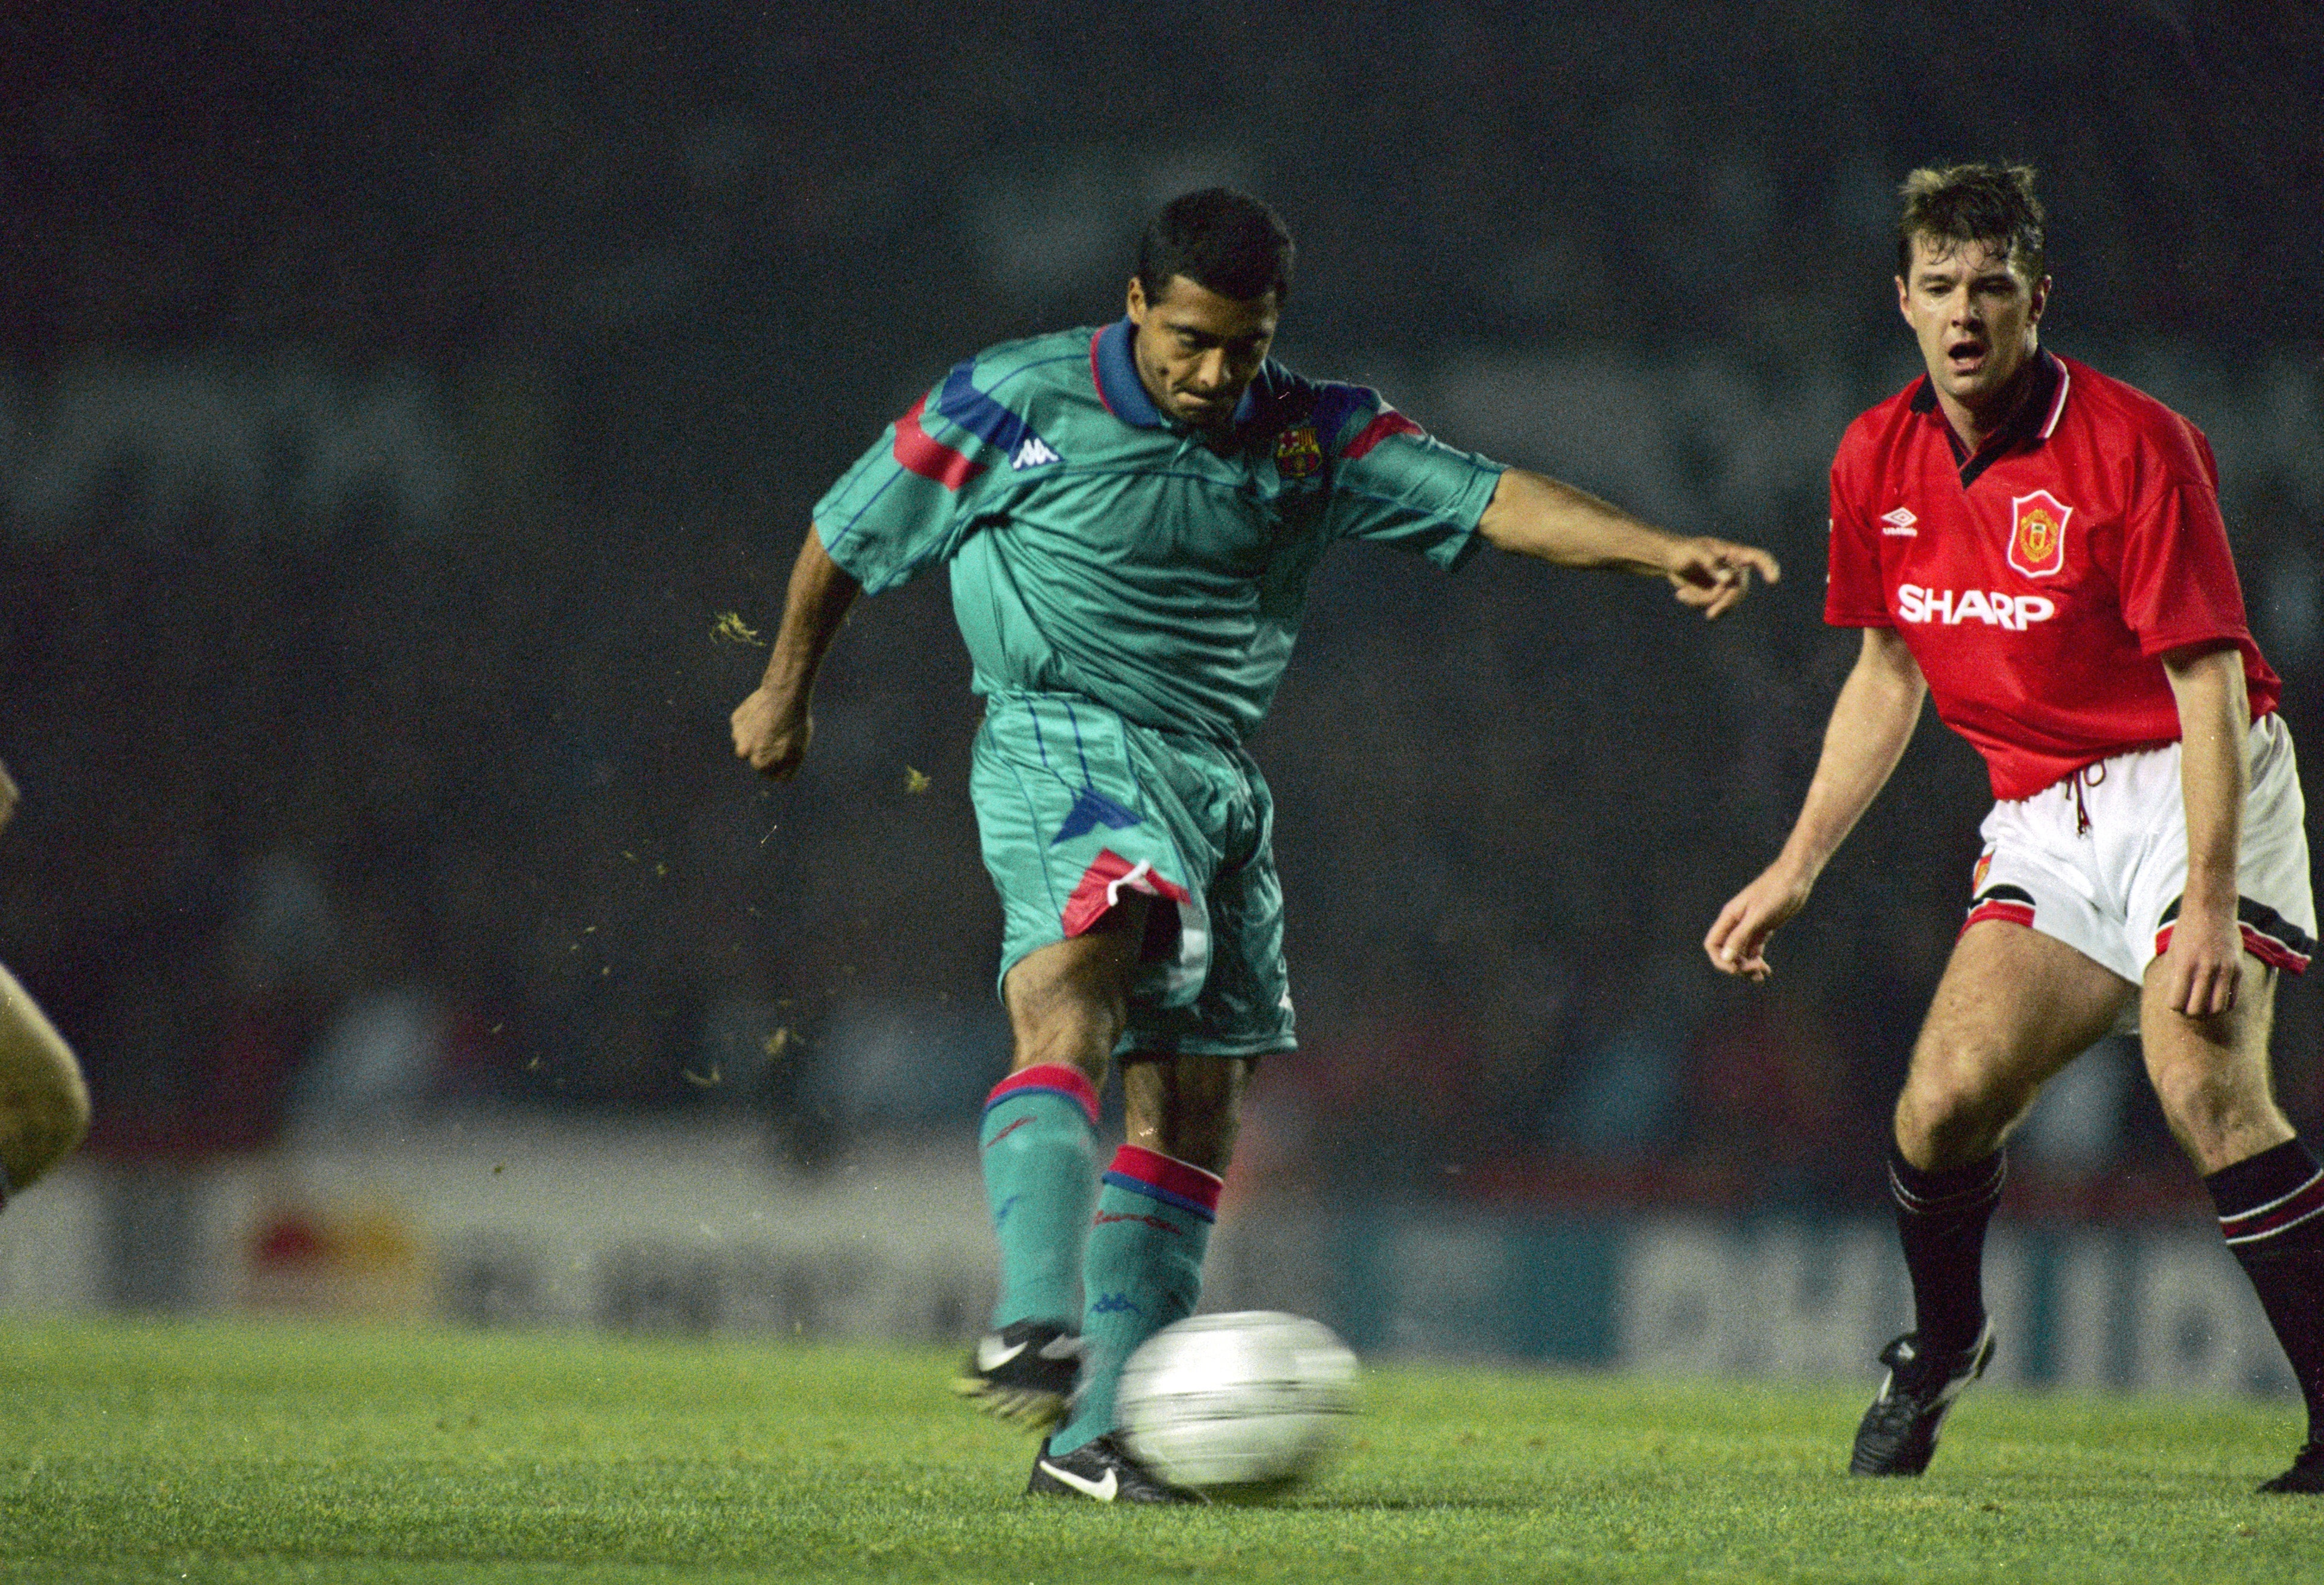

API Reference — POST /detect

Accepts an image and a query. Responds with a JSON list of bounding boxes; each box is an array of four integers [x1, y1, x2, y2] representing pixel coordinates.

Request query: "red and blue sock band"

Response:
[[1102, 1144, 1222, 1223], [983, 1063, 1100, 1129]]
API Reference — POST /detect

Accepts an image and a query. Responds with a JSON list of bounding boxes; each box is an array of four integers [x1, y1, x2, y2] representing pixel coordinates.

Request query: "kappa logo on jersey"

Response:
[[1274, 424, 1323, 479], [1896, 584, 2058, 630], [1880, 507, 1919, 535], [1011, 435, 1061, 470], [2008, 490, 2072, 578]]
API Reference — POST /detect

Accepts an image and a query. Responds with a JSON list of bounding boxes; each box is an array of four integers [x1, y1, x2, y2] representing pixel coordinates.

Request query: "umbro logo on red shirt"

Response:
[[1880, 507, 1918, 535]]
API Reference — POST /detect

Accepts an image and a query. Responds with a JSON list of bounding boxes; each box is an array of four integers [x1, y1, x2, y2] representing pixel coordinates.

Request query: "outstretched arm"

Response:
[[1705, 627, 1927, 980], [2157, 643, 2250, 1016], [730, 527, 863, 781], [1474, 468, 1781, 619]]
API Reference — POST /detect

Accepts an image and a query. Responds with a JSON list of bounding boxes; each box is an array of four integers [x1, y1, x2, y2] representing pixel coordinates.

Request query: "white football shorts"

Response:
[[1964, 712, 2316, 1006]]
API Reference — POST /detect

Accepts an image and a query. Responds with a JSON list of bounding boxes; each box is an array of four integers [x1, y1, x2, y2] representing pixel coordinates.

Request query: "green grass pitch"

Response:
[[0, 1316, 2315, 1584]]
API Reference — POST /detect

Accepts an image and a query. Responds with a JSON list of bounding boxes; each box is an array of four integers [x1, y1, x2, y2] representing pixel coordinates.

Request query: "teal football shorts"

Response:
[[970, 691, 1295, 1059]]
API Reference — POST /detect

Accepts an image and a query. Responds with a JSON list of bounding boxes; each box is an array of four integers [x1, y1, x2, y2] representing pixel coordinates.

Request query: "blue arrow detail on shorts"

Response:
[[1051, 787, 1143, 846]]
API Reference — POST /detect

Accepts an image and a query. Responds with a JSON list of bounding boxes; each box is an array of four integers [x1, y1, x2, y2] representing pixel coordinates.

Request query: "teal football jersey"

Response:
[[813, 319, 1506, 743]]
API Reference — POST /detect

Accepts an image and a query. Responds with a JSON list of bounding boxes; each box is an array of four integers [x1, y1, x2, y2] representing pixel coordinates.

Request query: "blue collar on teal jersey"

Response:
[[1092, 317, 1259, 432]]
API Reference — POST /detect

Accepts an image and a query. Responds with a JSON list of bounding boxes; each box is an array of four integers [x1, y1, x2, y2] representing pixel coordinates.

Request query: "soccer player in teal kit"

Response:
[[735, 189, 1779, 1502]]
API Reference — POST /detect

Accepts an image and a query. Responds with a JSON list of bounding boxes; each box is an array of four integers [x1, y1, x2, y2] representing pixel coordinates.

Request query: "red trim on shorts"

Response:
[[1960, 899, 2036, 936], [985, 1063, 1100, 1126], [2154, 922, 2314, 976], [1060, 848, 1191, 938]]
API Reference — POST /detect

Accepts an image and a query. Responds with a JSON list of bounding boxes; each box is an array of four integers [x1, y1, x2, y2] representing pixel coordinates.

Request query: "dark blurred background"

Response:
[[3, 0, 2319, 1219]]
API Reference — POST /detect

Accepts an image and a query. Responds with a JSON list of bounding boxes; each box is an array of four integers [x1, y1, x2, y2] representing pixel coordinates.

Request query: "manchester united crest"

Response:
[[2008, 489, 2072, 578], [1972, 849, 1993, 894], [1274, 423, 1323, 479]]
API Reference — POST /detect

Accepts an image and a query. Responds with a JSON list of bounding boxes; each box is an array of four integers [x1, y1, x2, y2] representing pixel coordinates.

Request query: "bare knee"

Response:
[[1895, 923, 2133, 1170], [2145, 1044, 2288, 1173], [1007, 995, 1119, 1083], [1894, 1041, 2036, 1169], [2138, 965, 2287, 1173], [1002, 902, 1149, 1083]]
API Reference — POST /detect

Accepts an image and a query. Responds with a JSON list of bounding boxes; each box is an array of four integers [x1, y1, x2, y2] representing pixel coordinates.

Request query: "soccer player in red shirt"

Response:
[[1705, 164, 2321, 1493]]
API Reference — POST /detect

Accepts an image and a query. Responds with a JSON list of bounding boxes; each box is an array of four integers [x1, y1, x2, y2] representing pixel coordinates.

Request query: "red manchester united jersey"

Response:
[[1825, 350, 2281, 801]]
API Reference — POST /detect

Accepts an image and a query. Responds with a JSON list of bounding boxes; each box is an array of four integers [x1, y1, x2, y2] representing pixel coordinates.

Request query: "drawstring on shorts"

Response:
[[2068, 761, 2106, 836]]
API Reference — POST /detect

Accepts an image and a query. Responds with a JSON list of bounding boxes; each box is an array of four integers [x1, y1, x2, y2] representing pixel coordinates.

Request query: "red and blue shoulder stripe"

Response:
[[1304, 382, 1424, 460], [891, 360, 1056, 490]]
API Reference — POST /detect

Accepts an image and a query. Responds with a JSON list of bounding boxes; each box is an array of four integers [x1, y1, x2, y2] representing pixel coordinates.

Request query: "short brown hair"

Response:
[[1137, 188, 1295, 306], [1896, 164, 2046, 284]]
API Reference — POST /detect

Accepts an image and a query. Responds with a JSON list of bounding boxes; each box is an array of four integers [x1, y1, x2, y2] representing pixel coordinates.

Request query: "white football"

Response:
[[1116, 1310, 1359, 1496]]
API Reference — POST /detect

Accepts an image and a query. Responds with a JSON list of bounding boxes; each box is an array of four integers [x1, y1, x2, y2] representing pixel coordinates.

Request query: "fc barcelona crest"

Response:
[[1274, 424, 1323, 479], [2008, 489, 2072, 578]]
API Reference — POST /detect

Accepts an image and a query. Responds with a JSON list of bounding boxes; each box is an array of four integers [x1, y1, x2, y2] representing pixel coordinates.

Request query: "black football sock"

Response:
[[2207, 1138, 2324, 1447], [1889, 1142, 2006, 1357]]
